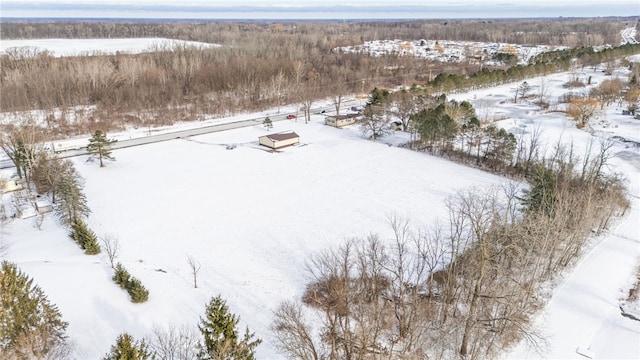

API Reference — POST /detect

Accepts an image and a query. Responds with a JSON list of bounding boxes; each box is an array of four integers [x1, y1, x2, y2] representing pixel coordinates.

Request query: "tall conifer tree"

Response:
[[87, 130, 117, 167], [103, 333, 151, 360], [0, 261, 68, 356], [198, 295, 261, 360]]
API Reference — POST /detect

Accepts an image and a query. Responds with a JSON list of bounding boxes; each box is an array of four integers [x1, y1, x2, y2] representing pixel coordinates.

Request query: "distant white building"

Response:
[[35, 199, 53, 215], [325, 114, 360, 128], [259, 131, 300, 150]]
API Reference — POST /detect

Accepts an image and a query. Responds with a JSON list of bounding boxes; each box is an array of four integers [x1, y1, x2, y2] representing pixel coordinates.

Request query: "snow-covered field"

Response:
[[1, 39, 639, 359], [3, 117, 512, 358], [0, 38, 219, 57]]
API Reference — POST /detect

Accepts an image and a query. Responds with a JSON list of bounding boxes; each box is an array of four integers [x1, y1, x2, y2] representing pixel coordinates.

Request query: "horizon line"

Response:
[[2, 15, 636, 22]]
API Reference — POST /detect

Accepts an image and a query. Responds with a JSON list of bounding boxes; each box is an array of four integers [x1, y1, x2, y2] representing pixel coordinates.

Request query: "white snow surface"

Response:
[[0, 38, 219, 57], [4, 119, 512, 359], [1, 40, 639, 359]]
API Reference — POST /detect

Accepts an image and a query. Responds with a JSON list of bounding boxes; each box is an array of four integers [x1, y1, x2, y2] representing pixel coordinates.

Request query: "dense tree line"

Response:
[[2, 18, 635, 46], [272, 138, 628, 359], [358, 90, 519, 174], [1, 19, 638, 139], [426, 43, 640, 93]]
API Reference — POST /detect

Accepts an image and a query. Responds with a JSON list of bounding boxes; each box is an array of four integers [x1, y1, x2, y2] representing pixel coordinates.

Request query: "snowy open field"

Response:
[[0, 38, 219, 57], [3, 119, 512, 358], [1, 39, 639, 359]]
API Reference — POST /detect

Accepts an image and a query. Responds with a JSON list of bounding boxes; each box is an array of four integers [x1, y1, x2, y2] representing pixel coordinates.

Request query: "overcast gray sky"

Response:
[[2, 0, 638, 19]]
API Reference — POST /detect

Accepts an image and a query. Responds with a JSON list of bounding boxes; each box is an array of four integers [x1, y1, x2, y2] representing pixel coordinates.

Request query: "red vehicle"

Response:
[[286, 114, 296, 119]]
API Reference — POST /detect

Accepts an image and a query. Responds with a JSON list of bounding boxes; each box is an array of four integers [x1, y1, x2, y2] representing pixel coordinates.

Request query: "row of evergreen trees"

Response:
[[70, 218, 101, 255], [362, 89, 518, 174], [2, 128, 146, 356], [413, 102, 517, 173], [113, 263, 150, 303], [426, 43, 640, 93]]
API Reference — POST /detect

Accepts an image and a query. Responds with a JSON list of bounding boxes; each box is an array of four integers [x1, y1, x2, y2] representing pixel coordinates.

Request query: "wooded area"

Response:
[[2, 18, 633, 45], [1, 18, 638, 138]]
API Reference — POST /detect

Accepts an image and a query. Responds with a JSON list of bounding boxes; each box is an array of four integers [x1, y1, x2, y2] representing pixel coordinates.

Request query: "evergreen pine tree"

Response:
[[198, 295, 261, 360], [262, 117, 273, 131], [113, 263, 131, 289], [414, 104, 458, 147], [519, 164, 558, 216], [55, 163, 90, 226], [0, 261, 68, 356], [87, 130, 117, 167], [13, 139, 28, 179], [70, 218, 101, 254], [103, 333, 152, 360], [83, 235, 101, 255], [112, 264, 149, 303], [126, 278, 149, 303], [367, 87, 390, 106]]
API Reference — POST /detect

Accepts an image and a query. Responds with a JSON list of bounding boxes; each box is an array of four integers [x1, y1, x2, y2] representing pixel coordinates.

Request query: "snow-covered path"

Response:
[[509, 205, 640, 359]]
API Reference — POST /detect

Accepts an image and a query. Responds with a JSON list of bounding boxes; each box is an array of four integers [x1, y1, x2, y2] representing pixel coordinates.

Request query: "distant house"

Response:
[[325, 114, 359, 128], [1, 177, 23, 194], [259, 131, 300, 150], [35, 199, 53, 215], [18, 205, 37, 219]]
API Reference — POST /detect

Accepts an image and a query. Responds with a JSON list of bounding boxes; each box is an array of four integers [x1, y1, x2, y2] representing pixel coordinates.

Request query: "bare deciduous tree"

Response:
[[591, 78, 625, 107], [514, 81, 530, 103], [330, 81, 346, 116], [391, 89, 419, 131], [0, 119, 45, 190], [566, 97, 602, 129], [33, 213, 45, 231], [101, 234, 120, 269], [272, 167, 625, 359], [537, 77, 549, 106], [514, 123, 544, 173], [623, 88, 640, 113], [187, 254, 201, 289], [359, 104, 391, 140], [271, 301, 320, 360], [147, 325, 199, 360]]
